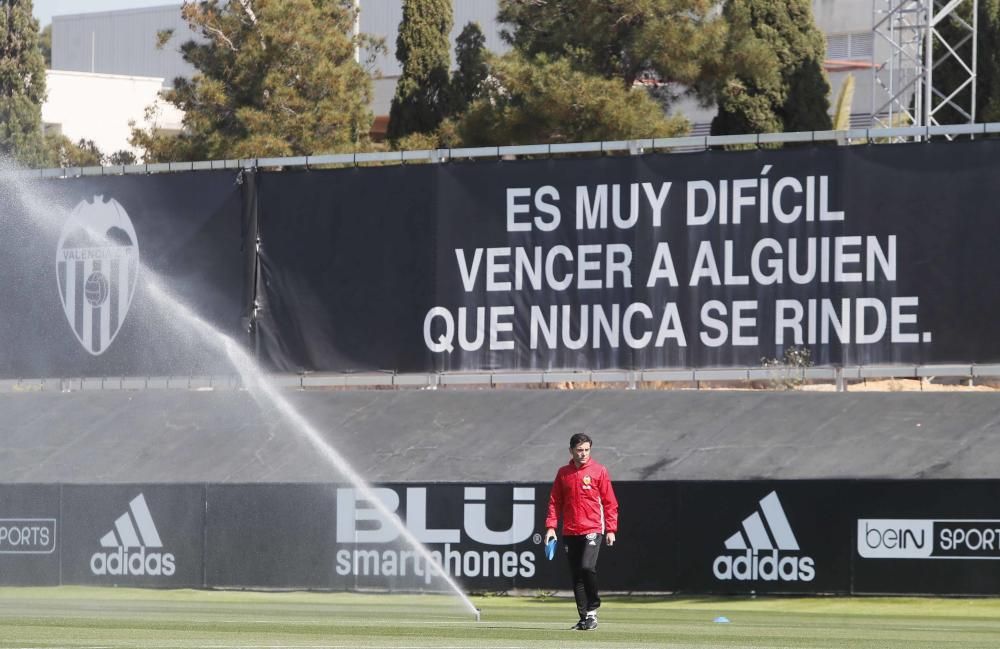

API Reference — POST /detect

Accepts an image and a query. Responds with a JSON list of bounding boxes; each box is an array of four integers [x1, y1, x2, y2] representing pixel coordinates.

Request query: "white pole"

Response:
[[971, 0, 978, 125], [923, 0, 932, 128]]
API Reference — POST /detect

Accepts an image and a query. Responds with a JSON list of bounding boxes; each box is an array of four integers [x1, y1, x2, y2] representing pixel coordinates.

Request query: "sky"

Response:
[[33, 0, 180, 27]]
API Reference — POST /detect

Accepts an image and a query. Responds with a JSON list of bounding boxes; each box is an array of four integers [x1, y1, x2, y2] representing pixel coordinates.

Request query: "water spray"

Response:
[[146, 280, 481, 620], [0, 165, 480, 620]]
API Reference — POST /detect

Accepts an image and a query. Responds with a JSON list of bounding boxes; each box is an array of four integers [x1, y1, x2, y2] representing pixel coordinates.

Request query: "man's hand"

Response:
[[544, 528, 557, 544], [606, 532, 616, 546]]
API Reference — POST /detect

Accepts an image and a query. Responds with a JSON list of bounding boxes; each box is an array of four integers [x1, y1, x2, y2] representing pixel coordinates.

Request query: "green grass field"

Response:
[[1, 587, 999, 648]]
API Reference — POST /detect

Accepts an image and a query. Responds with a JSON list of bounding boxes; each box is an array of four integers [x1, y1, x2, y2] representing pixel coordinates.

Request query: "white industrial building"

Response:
[[42, 69, 184, 158], [42, 1, 898, 156]]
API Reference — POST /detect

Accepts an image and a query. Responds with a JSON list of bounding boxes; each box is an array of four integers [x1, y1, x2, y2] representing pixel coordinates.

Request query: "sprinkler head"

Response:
[[474, 607, 481, 622]]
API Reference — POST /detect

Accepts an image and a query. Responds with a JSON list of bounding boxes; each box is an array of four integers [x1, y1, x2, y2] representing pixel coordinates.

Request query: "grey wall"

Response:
[[1, 389, 997, 484]]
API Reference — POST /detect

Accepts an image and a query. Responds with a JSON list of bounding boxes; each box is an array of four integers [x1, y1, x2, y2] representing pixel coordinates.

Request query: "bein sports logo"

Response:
[[857, 520, 933, 559], [712, 491, 815, 582], [90, 494, 175, 577], [858, 519, 1000, 559], [56, 196, 139, 356]]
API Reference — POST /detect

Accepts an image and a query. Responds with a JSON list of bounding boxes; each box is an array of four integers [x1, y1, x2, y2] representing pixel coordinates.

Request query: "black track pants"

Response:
[[563, 533, 603, 618]]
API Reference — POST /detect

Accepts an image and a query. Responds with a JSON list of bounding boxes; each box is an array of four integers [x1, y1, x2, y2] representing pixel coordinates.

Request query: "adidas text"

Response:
[[90, 494, 175, 577], [90, 546, 176, 576], [713, 491, 815, 583], [712, 550, 815, 582]]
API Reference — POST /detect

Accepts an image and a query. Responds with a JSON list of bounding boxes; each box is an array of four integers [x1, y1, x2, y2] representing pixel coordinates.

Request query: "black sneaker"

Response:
[[571, 618, 586, 630], [580, 615, 598, 630]]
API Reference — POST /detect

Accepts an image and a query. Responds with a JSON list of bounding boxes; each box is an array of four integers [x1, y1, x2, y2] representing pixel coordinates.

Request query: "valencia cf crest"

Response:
[[55, 196, 139, 355]]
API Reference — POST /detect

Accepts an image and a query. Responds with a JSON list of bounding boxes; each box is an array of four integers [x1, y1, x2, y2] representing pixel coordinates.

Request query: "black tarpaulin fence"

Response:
[[4, 480, 1000, 595], [3, 141, 1000, 376]]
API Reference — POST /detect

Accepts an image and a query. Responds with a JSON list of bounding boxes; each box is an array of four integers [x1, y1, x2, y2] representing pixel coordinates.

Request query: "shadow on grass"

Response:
[[470, 592, 763, 609]]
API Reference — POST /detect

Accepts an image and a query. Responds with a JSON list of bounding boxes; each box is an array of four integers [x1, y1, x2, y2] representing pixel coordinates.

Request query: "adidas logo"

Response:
[[712, 491, 815, 582], [90, 494, 176, 577]]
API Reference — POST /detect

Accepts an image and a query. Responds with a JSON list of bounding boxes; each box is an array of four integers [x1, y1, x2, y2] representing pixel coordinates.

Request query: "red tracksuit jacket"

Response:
[[545, 459, 619, 536]]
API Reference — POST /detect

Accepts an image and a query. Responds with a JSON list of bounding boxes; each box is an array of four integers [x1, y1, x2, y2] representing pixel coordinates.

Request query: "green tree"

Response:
[[42, 135, 104, 167], [387, 0, 452, 142], [107, 149, 137, 166], [131, 0, 378, 162], [0, 1, 47, 166], [458, 53, 687, 146], [977, 1, 1000, 122], [712, 0, 832, 135], [38, 22, 50, 66], [493, 0, 730, 144], [497, 0, 726, 92], [933, 0, 1000, 124], [449, 21, 488, 115]]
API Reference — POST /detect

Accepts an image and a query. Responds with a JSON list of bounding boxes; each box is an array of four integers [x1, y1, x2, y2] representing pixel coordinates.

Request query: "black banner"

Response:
[[60, 485, 205, 587], [598, 481, 676, 591], [4, 480, 1000, 594], [255, 165, 438, 372], [0, 170, 253, 378], [205, 482, 672, 592], [205, 483, 338, 589], [0, 485, 60, 585], [257, 141, 1000, 372], [852, 481, 1000, 595], [3, 143, 996, 377], [207, 483, 554, 591], [677, 481, 853, 594], [330, 483, 544, 591]]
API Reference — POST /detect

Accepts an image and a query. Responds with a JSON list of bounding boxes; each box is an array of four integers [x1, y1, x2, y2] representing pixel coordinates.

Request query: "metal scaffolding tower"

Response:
[[872, 0, 978, 130]]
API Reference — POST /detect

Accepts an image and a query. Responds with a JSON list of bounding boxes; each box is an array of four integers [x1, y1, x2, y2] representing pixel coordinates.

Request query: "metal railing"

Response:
[[1, 364, 997, 393], [19, 122, 1000, 178]]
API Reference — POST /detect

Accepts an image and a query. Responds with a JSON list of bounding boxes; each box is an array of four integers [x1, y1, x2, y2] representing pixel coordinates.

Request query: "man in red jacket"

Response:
[[544, 433, 619, 631]]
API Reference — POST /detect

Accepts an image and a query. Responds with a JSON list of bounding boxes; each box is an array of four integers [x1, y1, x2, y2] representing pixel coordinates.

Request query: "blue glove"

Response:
[[545, 537, 558, 560]]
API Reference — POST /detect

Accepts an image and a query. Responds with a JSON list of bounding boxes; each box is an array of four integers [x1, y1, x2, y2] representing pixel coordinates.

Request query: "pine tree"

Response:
[[131, 0, 377, 162], [38, 22, 50, 66], [458, 53, 688, 145], [490, 0, 724, 143], [977, 0, 1000, 122], [43, 136, 104, 167], [0, 1, 47, 166], [497, 0, 725, 92], [712, 0, 832, 135], [387, 0, 453, 142], [449, 21, 488, 115]]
